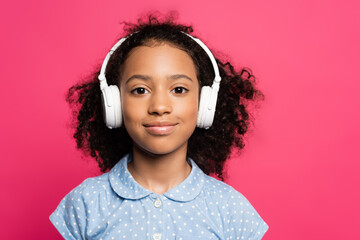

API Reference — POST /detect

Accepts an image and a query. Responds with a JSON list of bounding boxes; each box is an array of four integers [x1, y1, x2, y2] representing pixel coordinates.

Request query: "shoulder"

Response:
[[201, 174, 245, 202], [49, 173, 113, 240], [64, 153, 131, 201], [68, 173, 111, 197], [51, 172, 112, 210], [56, 172, 115, 213], [201, 175, 269, 239]]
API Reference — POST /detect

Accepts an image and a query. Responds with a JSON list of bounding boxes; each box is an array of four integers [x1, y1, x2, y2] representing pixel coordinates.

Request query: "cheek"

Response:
[[121, 97, 143, 131], [176, 96, 199, 125]]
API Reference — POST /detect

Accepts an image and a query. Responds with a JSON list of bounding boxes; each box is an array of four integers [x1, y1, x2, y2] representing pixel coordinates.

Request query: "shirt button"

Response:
[[152, 233, 162, 240], [154, 198, 162, 208]]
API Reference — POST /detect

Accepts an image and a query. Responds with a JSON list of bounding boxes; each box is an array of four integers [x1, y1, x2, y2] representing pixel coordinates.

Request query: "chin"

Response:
[[142, 146, 180, 156], [134, 141, 187, 157]]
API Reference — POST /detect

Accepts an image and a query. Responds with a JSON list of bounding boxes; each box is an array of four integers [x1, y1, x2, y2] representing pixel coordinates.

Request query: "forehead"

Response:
[[120, 42, 197, 77]]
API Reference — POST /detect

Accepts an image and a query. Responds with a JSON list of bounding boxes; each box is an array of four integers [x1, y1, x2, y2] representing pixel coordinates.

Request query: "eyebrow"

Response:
[[125, 74, 193, 84]]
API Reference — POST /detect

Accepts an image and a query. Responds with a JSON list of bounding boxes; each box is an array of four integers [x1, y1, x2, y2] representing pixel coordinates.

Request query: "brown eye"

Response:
[[172, 87, 188, 94], [131, 88, 148, 95]]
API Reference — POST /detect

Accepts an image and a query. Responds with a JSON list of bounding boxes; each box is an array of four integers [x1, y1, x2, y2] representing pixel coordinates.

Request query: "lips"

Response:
[[143, 121, 178, 135]]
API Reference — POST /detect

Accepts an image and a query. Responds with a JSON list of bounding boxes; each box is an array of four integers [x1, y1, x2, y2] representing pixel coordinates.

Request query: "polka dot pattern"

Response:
[[50, 153, 268, 239]]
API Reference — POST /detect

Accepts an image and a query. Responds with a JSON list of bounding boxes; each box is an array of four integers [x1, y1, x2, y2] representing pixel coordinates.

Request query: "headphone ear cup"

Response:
[[101, 85, 122, 129], [197, 86, 213, 129]]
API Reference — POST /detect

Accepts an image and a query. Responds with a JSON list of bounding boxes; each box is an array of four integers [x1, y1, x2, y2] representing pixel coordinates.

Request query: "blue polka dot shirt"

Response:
[[50, 153, 268, 239]]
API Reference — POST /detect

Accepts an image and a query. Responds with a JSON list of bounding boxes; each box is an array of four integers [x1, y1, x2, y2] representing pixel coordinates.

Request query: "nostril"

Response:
[[148, 96, 172, 115], [148, 104, 172, 115]]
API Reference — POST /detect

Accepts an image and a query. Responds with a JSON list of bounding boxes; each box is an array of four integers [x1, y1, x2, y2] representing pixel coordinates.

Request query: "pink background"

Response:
[[1, 0, 359, 239]]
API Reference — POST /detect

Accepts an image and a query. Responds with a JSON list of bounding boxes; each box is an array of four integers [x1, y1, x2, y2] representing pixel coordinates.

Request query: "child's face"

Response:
[[119, 42, 199, 156]]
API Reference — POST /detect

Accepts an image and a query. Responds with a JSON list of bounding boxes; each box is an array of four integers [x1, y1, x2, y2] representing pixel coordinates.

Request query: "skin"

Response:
[[119, 42, 199, 194]]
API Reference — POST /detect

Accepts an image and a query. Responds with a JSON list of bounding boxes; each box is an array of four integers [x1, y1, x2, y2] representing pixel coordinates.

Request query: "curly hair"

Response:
[[66, 12, 263, 181]]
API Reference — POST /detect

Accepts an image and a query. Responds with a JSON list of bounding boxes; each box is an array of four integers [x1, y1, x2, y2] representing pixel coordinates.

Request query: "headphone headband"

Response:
[[98, 32, 221, 87]]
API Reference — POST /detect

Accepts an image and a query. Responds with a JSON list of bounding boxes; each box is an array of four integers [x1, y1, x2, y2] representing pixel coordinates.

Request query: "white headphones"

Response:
[[98, 32, 222, 129]]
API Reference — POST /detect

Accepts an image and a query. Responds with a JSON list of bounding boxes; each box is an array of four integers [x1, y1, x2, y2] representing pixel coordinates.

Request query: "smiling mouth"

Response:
[[143, 123, 178, 136]]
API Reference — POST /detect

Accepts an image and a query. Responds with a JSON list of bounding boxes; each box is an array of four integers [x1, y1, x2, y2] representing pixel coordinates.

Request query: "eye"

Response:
[[172, 87, 188, 94], [131, 87, 149, 95]]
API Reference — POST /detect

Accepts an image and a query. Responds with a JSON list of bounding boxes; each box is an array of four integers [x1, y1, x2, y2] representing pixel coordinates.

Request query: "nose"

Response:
[[148, 90, 172, 116]]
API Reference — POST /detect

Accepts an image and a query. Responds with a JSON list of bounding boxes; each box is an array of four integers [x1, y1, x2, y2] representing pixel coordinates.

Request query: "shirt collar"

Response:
[[109, 153, 205, 202]]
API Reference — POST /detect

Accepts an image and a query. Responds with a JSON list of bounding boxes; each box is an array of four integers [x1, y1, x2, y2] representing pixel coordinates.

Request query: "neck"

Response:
[[127, 143, 191, 195]]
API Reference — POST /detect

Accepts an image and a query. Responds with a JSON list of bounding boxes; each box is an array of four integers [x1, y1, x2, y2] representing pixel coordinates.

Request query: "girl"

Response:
[[50, 14, 269, 240]]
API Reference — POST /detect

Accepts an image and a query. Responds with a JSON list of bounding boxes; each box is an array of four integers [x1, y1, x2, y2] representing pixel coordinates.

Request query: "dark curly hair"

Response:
[[66, 12, 263, 181]]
